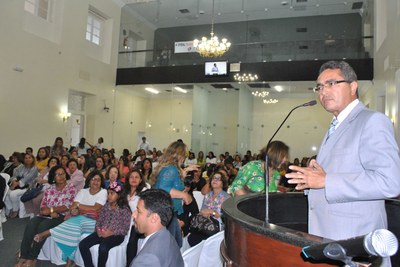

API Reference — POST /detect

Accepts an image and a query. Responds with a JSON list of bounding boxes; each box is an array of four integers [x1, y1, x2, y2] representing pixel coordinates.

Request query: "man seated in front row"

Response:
[[130, 189, 184, 267]]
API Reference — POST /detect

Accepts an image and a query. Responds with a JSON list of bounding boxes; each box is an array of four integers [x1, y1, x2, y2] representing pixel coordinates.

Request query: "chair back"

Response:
[[198, 231, 224, 267], [193, 191, 204, 211], [1, 173, 10, 202], [182, 239, 205, 267]]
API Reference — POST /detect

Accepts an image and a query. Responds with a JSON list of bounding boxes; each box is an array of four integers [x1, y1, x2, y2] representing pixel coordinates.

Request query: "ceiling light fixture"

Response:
[[145, 87, 159, 94], [174, 86, 187, 93], [234, 73, 258, 82], [263, 99, 279, 104], [252, 91, 269, 98], [193, 0, 231, 57]]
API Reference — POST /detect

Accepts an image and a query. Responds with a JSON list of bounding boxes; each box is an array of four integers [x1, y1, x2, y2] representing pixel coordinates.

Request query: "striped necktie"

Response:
[[327, 118, 338, 141]]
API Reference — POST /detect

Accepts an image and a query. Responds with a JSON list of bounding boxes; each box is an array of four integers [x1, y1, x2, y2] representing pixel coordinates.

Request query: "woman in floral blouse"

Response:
[[188, 171, 230, 246], [230, 141, 289, 196], [79, 181, 131, 267], [16, 166, 77, 267]]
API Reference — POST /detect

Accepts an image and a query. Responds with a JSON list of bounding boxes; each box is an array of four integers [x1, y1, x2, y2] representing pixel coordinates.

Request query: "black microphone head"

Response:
[[303, 100, 317, 107], [364, 229, 398, 257]]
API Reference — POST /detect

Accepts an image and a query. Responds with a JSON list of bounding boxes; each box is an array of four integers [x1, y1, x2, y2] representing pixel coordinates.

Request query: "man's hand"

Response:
[[285, 159, 326, 190]]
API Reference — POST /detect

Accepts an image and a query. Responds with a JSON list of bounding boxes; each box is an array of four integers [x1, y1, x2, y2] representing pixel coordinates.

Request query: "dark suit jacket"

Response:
[[130, 227, 184, 267]]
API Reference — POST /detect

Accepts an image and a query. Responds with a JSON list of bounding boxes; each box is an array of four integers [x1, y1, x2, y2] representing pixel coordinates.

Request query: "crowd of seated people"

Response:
[[0, 136, 308, 267]]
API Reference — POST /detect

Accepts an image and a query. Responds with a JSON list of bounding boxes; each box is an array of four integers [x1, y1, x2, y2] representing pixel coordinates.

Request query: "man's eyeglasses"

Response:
[[313, 80, 351, 93], [55, 172, 66, 177]]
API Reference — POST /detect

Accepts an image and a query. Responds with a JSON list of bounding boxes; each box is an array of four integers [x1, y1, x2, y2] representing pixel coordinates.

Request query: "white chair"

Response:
[[77, 221, 133, 267], [39, 222, 133, 267], [198, 231, 224, 267], [182, 239, 205, 267], [180, 234, 191, 253], [193, 191, 204, 211], [0, 173, 11, 241]]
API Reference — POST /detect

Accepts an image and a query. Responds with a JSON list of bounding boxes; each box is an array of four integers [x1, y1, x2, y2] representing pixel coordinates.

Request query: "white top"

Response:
[[74, 188, 107, 205], [184, 158, 197, 167], [206, 157, 217, 165]]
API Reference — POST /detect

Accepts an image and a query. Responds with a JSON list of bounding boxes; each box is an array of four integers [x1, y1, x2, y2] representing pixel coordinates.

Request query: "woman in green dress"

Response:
[[231, 141, 289, 196]]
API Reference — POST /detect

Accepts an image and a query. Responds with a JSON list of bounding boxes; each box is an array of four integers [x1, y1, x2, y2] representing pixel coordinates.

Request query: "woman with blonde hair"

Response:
[[152, 141, 196, 247]]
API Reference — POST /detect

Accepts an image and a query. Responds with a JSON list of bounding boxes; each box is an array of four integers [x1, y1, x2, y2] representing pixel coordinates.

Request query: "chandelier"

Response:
[[252, 91, 269, 97], [193, 0, 231, 57], [234, 73, 258, 82]]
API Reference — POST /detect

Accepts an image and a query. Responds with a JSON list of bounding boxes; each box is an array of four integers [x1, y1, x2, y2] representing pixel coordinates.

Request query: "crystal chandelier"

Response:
[[234, 73, 258, 82], [252, 91, 269, 97], [193, 0, 231, 58]]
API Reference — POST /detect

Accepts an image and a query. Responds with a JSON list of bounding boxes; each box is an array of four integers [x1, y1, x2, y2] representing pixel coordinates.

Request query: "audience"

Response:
[[33, 171, 107, 267], [1, 137, 314, 266]]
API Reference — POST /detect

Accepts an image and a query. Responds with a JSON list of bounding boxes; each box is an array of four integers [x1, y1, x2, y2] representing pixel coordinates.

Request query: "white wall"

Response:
[[372, 0, 400, 142], [250, 96, 332, 160], [0, 0, 122, 156]]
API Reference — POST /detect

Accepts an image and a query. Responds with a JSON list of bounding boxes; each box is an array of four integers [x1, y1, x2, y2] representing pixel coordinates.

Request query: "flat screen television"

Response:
[[205, 61, 228, 76]]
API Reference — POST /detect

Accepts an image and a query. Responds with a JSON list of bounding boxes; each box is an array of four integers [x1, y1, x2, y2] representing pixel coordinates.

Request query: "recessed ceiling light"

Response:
[[145, 87, 159, 94], [274, 85, 283, 92], [174, 86, 187, 93]]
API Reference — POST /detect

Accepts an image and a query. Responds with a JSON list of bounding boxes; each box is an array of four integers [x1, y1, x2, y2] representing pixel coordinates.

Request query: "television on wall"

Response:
[[205, 61, 228, 76]]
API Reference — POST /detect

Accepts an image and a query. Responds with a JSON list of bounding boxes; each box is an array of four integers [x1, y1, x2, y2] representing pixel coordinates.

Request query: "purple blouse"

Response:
[[96, 202, 131, 236]]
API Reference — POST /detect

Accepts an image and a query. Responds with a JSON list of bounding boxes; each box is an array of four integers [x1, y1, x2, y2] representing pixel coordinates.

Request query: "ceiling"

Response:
[[118, 0, 372, 98], [121, 0, 369, 29]]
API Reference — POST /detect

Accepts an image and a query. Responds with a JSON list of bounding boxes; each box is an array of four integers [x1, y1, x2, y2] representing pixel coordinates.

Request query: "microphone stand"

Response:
[[267, 104, 304, 148], [265, 100, 316, 223]]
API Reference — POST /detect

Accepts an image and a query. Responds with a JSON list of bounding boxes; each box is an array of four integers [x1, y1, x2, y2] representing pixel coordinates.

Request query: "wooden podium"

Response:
[[221, 193, 400, 267]]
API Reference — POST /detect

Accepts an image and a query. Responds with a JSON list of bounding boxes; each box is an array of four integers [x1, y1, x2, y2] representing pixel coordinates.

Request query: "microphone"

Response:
[[302, 229, 398, 263], [301, 100, 317, 107], [267, 100, 317, 147]]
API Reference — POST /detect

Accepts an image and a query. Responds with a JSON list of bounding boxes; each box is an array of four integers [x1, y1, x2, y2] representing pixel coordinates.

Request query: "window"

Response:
[[24, 0, 52, 21], [86, 10, 105, 46]]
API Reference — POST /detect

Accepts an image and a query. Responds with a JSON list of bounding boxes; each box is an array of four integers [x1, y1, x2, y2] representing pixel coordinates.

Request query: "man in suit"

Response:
[[130, 189, 184, 267], [286, 61, 400, 242]]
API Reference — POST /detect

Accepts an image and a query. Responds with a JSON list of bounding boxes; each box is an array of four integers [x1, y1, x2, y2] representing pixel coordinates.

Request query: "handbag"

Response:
[[20, 185, 44, 202], [189, 213, 220, 236]]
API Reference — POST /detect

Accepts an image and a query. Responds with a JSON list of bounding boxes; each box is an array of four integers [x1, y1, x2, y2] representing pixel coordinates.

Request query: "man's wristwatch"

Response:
[[212, 211, 216, 216]]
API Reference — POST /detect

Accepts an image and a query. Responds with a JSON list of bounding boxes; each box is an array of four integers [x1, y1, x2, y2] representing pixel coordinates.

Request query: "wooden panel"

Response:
[[224, 219, 334, 267]]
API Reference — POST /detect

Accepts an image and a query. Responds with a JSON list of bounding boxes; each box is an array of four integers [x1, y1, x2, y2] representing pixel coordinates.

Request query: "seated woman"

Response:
[[188, 171, 230, 246], [104, 165, 122, 189], [125, 169, 148, 266], [1, 152, 23, 177], [231, 141, 289, 196], [85, 156, 106, 178], [67, 158, 85, 191], [140, 158, 153, 185], [117, 156, 130, 184], [24, 157, 59, 216], [35, 147, 49, 173], [79, 182, 131, 267], [5, 153, 38, 218], [34, 171, 107, 267], [15, 166, 77, 267]]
